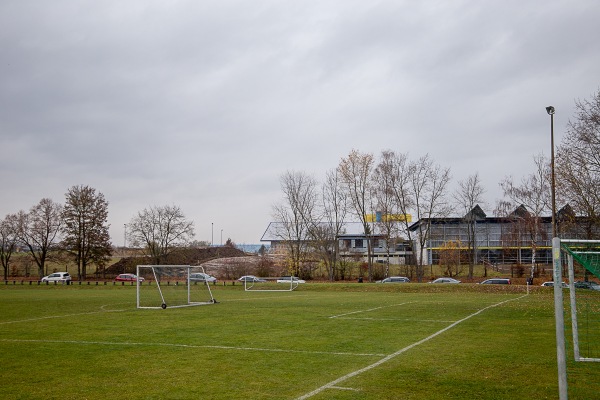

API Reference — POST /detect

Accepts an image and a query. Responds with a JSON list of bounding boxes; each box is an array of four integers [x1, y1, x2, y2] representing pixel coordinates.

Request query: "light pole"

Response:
[[546, 106, 557, 238], [221, 229, 223, 246], [211, 223, 214, 246]]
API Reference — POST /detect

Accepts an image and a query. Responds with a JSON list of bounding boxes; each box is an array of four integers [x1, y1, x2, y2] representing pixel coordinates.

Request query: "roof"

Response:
[[407, 204, 572, 231]]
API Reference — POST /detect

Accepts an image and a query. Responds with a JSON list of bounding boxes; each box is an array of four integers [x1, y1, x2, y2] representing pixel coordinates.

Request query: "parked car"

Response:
[[479, 278, 511, 285], [377, 276, 410, 283], [430, 277, 461, 284], [574, 281, 600, 291], [541, 281, 568, 288], [114, 273, 145, 282], [189, 272, 217, 283], [41, 272, 71, 283], [276, 276, 306, 284], [238, 275, 267, 282]]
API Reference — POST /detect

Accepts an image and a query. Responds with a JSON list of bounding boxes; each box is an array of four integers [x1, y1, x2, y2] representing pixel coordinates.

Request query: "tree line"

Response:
[[272, 88, 600, 282], [0, 185, 196, 280], [0, 185, 111, 280]]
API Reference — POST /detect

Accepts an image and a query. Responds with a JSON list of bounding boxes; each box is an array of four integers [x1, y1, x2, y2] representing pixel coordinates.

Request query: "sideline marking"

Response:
[[297, 294, 528, 400], [0, 338, 386, 357], [329, 302, 414, 319]]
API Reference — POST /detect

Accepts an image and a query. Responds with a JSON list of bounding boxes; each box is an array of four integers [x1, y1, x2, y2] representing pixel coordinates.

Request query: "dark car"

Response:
[[479, 278, 511, 285], [574, 281, 600, 291]]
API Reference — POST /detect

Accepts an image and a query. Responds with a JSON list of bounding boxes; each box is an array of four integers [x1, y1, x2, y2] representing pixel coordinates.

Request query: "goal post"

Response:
[[136, 265, 217, 309]]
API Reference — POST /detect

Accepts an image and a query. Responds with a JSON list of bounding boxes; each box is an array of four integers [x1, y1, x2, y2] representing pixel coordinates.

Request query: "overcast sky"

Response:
[[1, 0, 599, 245]]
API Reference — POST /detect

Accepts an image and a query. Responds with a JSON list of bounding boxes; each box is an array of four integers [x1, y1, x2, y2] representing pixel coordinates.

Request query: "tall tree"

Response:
[[500, 155, 551, 276], [272, 171, 319, 278], [17, 198, 63, 277], [410, 154, 452, 282], [384, 151, 417, 267], [0, 213, 19, 280], [338, 149, 375, 281], [373, 150, 403, 277], [319, 168, 348, 281], [62, 185, 112, 279], [453, 173, 486, 279], [556, 88, 600, 239], [128, 205, 194, 265]]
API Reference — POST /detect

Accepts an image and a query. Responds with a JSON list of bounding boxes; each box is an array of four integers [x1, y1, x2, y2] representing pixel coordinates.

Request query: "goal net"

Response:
[[136, 265, 217, 309], [553, 238, 600, 399]]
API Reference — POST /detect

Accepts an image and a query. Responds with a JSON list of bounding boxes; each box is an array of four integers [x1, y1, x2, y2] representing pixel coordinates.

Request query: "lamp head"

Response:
[[546, 106, 555, 115]]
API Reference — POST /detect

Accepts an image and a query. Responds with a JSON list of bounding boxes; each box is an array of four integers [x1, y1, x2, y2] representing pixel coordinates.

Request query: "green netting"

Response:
[[561, 243, 600, 280]]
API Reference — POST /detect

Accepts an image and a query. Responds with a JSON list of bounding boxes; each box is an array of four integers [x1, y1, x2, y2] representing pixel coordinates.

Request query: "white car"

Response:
[[41, 272, 72, 283], [430, 277, 461, 284], [114, 273, 145, 282], [376, 276, 410, 283], [276, 276, 305, 284], [238, 275, 266, 282], [541, 281, 567, 288], [190, 272, 217, 283]]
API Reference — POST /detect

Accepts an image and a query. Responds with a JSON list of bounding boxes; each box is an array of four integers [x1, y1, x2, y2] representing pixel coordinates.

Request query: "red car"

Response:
[[114, 273, 145, 282]]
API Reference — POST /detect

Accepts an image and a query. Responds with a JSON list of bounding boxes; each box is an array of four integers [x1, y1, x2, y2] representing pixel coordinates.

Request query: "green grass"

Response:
[[0, 283, 598, 399]]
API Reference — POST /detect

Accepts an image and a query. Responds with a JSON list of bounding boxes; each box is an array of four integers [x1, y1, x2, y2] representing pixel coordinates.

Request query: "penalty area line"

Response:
[[297, 294, 528, 400]]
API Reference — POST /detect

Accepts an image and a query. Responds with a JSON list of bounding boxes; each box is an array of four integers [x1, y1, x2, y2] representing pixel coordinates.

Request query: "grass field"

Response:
[[1, 283, 599, 399]]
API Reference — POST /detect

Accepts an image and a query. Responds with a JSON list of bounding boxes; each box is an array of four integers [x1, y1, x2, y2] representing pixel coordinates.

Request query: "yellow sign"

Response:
[[365, 213, 412, 223]]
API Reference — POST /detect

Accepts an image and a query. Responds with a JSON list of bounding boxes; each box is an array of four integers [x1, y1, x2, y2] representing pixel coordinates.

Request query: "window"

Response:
[[355, 239, 364, 248]]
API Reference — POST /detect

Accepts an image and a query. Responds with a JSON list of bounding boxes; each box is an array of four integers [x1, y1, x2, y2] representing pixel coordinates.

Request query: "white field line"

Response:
[[338, 317, 458, 323], [297, 294, 528, 400], [329, 302, 414, 319], [0, 338, 386, 357], [0, 308, 127, 325], [223, 294, 309, 302]]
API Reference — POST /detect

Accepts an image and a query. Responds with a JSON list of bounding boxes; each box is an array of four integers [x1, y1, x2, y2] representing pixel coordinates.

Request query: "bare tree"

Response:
[[373, 150, 403, 277], [318, 168, 348, 281], [453, 173, 486, 279], [16, 198, 63, 278], [128, 205, 195, 265], [556, 88, 600, 238], [272, 171, 319, 278], [384, 151, 417, 268], [338, 150, 375, 281], [410, 154, 452, 282], [0, 213, 19, 280], [62, 185, 112, 279], [500, 154, 551, 277]]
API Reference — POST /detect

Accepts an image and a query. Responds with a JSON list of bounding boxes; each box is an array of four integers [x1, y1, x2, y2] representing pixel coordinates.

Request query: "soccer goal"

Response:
[[242, 276, 304, 292], [136, 265, 217, 309], [553, 238, 600, 399]]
